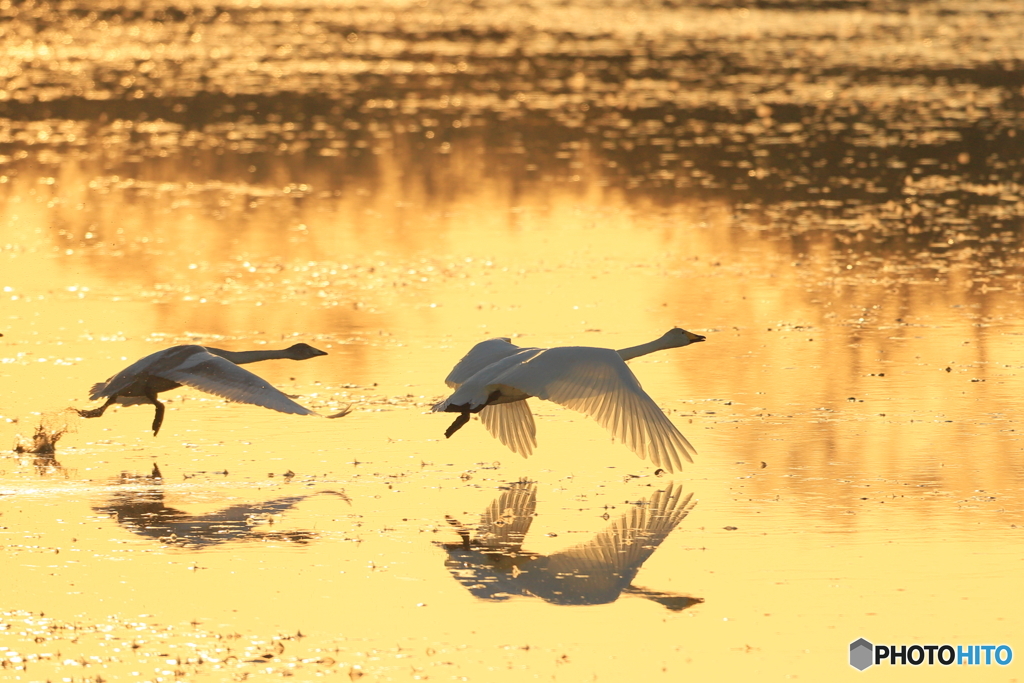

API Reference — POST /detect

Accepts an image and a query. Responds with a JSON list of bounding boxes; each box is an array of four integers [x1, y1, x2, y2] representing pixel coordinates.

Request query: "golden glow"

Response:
[[3, 157, 1022, 680], [2, 2, 1023, 681]]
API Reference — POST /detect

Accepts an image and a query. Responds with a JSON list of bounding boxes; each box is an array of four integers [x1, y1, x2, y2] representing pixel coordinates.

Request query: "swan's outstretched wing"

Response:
[[444, 338, 524, 388], [160, 352, 317, 416], [486, 347, 696, 471], [479, 402, 537, 457]]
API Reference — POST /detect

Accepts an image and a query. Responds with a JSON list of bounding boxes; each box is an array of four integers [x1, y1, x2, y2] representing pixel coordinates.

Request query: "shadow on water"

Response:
[[93, 487, 350, 548], [440, 480, 702, 610]]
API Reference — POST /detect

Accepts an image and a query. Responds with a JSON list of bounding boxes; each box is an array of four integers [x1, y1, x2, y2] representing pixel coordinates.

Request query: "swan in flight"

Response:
[[432, 328, 705, 472], [77, 343, 328, 435]]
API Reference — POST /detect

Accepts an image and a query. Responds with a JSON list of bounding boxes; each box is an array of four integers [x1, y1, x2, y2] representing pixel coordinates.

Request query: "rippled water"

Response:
[[2, 1, 1023, 681]]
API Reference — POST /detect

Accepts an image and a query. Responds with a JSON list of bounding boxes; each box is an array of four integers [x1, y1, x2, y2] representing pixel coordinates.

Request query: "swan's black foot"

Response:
[[77, 402, 115, 419], [150, 400, 166, 436], [76, 395, 118, 419], [444, 412, 471, 438]]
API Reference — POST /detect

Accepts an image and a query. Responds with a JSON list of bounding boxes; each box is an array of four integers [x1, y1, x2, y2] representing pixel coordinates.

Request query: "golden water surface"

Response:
[[2, 1, 1023, 681]]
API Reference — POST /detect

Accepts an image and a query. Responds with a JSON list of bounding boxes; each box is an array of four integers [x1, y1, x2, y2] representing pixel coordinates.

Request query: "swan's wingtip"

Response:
[[324, 405, 353, 419]]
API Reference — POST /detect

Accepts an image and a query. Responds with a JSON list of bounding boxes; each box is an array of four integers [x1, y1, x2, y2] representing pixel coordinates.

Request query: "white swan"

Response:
[[78, 343, 328, 435], [432, 328, 705, 472]]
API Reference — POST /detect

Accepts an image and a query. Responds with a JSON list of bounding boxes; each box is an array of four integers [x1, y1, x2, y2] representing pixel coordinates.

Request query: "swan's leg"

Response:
[[150, 403, 166, 435], [76, 396, 118, 419], [145, 389, 166, 436], [444, 412, 471, 438], [442, 391, 502, 439]]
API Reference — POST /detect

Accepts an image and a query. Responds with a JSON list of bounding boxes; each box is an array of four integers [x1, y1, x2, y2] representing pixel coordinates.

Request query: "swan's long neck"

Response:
[[204, 347, 292, 365], [616, 338, 671, 361]]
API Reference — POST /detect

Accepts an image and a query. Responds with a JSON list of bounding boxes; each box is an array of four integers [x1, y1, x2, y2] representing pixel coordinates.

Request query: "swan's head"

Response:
[[286, 343, 329, 359], [664, 327, 706, 347]]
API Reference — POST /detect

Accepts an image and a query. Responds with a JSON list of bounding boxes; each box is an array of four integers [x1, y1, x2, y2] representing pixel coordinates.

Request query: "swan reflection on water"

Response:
[[441, 481, 702, 610], [93, 487, 350, 548]]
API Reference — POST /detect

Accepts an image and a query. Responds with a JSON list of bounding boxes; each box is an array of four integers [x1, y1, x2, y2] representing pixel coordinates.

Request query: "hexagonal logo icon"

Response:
[[850, 638, 874, 670]]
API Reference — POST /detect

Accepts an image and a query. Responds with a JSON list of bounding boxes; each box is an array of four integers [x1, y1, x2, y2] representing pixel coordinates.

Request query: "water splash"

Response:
[[12, 411, 76, 455]]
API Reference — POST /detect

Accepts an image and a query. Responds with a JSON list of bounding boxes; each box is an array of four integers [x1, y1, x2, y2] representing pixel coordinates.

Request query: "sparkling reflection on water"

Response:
[[2, 0, 1023, 680]]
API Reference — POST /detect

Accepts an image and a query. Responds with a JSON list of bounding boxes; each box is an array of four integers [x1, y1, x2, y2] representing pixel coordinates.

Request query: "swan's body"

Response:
[[432, 328, 705, 472], [78, 343, 327, 435]]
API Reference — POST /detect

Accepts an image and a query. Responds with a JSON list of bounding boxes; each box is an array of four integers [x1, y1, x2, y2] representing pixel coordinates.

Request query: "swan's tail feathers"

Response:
[[479, 402, 536, 458], [431, 398, 453, 413], [88, 381, 110, 401]]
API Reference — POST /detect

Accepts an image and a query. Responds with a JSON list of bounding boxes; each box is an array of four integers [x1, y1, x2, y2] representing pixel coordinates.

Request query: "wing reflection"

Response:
[[441, 481, 702, 609], [93, 488, 349, 548]]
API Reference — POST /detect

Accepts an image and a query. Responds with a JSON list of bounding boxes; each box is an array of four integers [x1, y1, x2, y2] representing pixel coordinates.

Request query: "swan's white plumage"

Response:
[[484, 346, 694, 471], [159, 355, 317, 415], [443, 337, 524, 388], [479, 402, 538, 456], [434, 329, 703, 472], [89, 346, 315, 415]]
